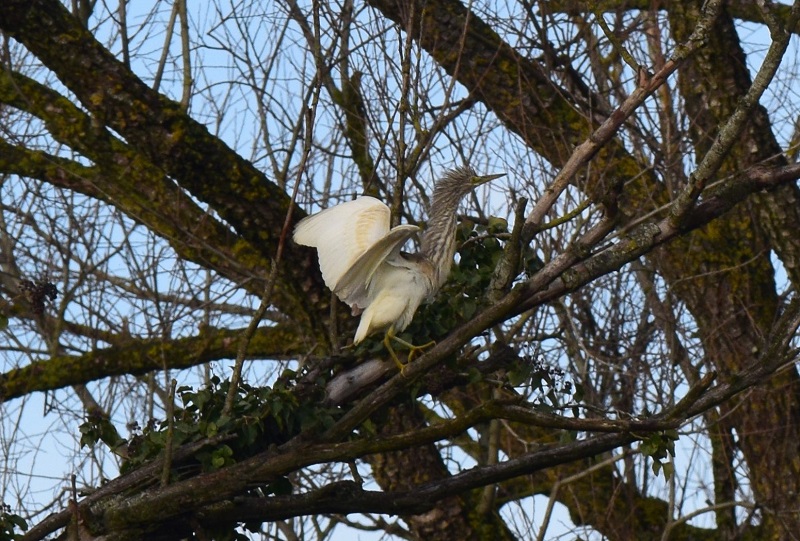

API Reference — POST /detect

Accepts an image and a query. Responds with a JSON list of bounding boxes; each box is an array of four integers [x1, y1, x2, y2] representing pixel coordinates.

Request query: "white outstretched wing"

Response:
[[293, 196, 393, 291], [334, 224, 419, 309]]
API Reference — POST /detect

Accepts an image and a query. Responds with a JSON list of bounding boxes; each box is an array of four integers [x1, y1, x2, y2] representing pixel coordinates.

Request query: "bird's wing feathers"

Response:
[[293, 196, 392, 290], [334, 224, 420, 308]]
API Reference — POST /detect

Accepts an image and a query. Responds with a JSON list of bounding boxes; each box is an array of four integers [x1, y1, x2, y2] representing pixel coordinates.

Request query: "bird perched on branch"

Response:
[[293, 166, 504, 367]]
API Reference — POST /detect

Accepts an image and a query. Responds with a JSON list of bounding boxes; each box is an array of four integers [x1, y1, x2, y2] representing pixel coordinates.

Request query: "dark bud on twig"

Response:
[[20, 279, 58, 315]]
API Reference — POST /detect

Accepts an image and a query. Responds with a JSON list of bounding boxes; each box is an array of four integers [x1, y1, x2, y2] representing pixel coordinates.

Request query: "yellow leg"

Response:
[[406, 339, 436, 362], [383, 327, 436, 372], [383, 327, 406, 372]]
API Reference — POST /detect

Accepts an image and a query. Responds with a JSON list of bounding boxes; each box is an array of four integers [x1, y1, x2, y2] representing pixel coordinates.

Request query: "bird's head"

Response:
[[470, 171, 506, 187], [434, 166, 505, 200]]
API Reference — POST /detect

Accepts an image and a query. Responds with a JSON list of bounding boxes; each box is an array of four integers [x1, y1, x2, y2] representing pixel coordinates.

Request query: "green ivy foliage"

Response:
[[0, 503, 27, 541], [76, 374, 339, 539], [641, 430, 679, 479], [79, 374, 338, 476]]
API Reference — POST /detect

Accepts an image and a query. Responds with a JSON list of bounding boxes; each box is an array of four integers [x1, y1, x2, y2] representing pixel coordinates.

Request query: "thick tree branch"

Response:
[[366, 0, 670, 223], [0, 0, 330, 335], [22, 291, 798, 538], [0, 128, 268, 300], [0, 325, 302, 402], [318, 161, 800, 422], [519, 162, 800, 311], [107, 295, 798, 532], [544, 0, 800, 35]]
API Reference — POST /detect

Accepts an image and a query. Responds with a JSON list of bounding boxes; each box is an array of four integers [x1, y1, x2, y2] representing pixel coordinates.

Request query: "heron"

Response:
[[293, 166, 504, 367]]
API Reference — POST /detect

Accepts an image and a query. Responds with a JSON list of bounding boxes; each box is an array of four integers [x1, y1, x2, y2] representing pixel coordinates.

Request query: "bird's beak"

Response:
[[472, 172, 506, 186]]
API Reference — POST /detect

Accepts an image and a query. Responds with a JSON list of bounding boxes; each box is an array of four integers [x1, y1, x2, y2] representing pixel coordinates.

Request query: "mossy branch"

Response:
[[0, 325, 302, 402]]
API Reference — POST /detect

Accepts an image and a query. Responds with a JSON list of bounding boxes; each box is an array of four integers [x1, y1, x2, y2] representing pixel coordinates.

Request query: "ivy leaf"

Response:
[[487, 216, 508, 233]]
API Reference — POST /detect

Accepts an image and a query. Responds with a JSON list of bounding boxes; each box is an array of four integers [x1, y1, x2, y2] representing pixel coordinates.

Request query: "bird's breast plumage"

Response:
[[352, 259, 434, 344]]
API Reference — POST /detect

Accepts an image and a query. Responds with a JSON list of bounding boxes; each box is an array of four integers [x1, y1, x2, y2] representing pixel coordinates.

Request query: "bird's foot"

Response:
[[406, 340, 436, 363], [383, 334, 408, 375], [392, 355, 408, 376], [384, 330, 436, 376]]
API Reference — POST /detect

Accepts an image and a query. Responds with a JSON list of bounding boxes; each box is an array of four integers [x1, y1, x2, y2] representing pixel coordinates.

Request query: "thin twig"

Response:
[[522, 0, 723, 240], [222, 47, 323, 415], [661, 501, 749, 541], [536, 451, 632, 541], [669, 0, 800, 226], [160, 378, 177, 487], [177, 0, 191, 109], [118, 0, 130, 68], [592, 8, 640, 72], [223, 262, 281, 416], [152, 0, 179, 92]]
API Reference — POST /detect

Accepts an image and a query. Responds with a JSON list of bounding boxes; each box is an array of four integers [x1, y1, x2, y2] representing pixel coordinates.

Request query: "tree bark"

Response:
[[666, 3, 800, 535], [365, 0, 800, 537], [0, 0, 333, 340], [366, 401, 517, 541]]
